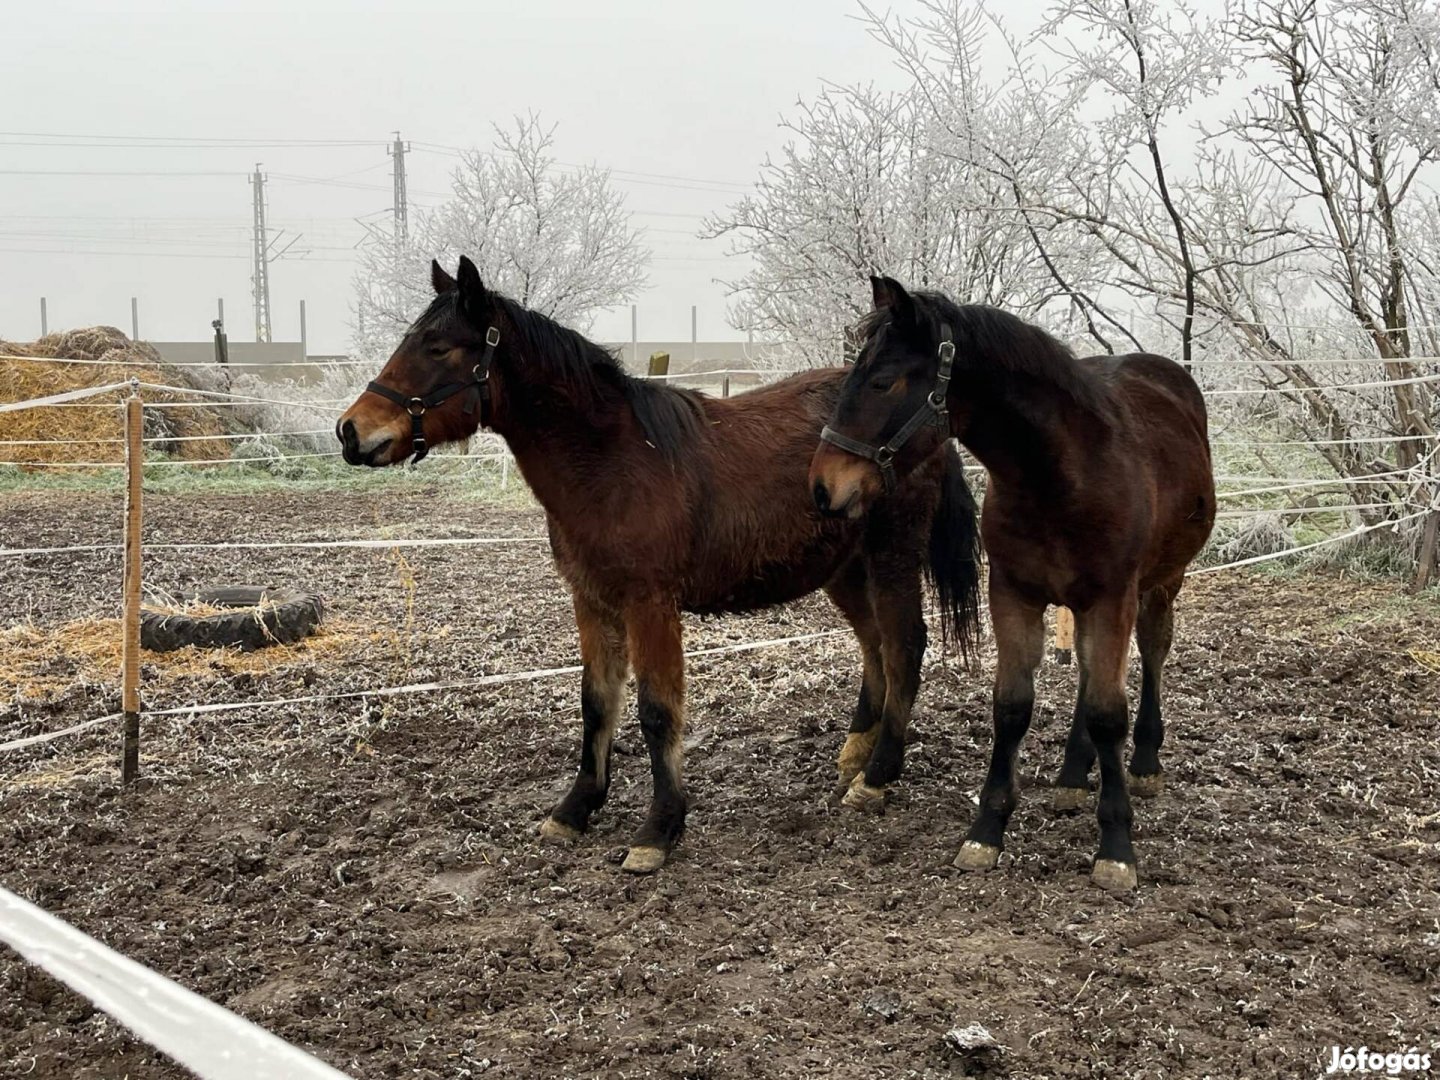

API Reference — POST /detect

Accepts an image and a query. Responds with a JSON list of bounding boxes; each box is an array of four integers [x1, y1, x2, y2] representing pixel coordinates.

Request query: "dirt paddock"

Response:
[[2, 488, 1438, 1079]]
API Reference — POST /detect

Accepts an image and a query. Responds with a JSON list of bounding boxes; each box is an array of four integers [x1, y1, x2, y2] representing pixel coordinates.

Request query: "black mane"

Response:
[[411, 289, 704, 457], [862, 292, 1114, 419]]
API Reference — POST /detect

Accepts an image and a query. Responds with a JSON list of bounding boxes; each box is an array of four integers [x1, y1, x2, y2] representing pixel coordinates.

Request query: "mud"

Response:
[[2, 488, 1438, 1078]]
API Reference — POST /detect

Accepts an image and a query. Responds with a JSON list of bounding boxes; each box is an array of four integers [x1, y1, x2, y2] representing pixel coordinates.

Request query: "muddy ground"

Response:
[[1, 488, 1438, 1079]]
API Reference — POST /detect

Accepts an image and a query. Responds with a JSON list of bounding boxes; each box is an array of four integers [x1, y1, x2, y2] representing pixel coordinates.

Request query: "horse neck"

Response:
[[486, 348, 625, 514], [956, 368, 1105, 491]]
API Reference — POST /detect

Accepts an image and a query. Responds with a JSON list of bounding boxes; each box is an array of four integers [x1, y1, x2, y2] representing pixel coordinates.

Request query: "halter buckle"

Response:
[[485, 326, 501, 348], [406, 398, 426, 417], [874, 446, 895, 467]]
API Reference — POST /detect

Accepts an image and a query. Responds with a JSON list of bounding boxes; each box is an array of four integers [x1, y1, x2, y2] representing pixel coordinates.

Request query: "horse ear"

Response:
[[455, 255, 487, 323], [871, 275, 915, 324], [431, 259, 456, 295]]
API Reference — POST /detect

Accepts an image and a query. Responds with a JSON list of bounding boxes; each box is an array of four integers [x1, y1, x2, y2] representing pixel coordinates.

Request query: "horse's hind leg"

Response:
[[619, 600, 688, 874], [1077, 589, 1141, 892], [956, 579, 1044, 871], [1052, 660, 1095, 812], [1130, 580, 1179, 799], [824, 559, 886, 787], [541, 594, 629, 843]]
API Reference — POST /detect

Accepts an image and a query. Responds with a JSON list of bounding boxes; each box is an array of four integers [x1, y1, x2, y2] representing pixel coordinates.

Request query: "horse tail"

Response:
[[927, 440, 984, 665]]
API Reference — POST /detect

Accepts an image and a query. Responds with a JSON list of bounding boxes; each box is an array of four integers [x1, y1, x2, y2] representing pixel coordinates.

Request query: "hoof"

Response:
[[538, 817, 582, 844], [953, 841, 1000, 872], [1129, 772, 1164, 799], [1051, 786, 1090, 812], [620, 846, 668, 874], [841, 775, 887, 811], [1092, 858, 1138, 892]]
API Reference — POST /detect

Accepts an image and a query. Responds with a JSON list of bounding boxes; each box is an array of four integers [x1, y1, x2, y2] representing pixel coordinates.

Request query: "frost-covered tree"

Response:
[[702, 4, 1128, 368], [718, 0, 1440, 528], [352, 115, 648, 364]]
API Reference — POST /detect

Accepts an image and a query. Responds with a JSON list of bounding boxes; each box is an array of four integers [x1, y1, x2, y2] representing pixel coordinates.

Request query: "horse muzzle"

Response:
[[338, 418, 395, 468]]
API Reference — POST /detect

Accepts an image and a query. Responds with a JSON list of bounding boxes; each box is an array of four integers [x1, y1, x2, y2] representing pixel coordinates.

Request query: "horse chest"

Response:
[[983, 495, 1134, 608]]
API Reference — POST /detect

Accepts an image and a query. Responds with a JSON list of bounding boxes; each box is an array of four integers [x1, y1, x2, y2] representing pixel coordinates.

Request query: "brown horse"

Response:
[[338, 257, 981, 873], [810, 276, 1214, 892]]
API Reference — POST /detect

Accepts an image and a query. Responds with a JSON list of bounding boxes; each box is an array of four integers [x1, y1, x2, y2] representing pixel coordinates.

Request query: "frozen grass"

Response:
[[0, 454, 538, 506]]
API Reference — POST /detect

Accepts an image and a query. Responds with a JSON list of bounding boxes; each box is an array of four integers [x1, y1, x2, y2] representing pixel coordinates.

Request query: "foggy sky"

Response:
[[0, 0, 924, 353], [2, 1, 1224, 355]]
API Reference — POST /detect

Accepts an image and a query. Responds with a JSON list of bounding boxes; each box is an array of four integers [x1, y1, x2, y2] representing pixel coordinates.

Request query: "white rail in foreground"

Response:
[[0, 886, 353, 1079]]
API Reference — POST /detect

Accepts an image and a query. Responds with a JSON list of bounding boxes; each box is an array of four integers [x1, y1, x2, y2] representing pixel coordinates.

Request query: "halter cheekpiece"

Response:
[[364, 325, 501, 464], [819, 323, 955, 493]]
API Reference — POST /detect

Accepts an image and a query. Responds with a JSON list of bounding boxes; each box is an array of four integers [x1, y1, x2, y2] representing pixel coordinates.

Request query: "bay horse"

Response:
[[337, 257, 982, 874], [809, 276, 1214, 892]]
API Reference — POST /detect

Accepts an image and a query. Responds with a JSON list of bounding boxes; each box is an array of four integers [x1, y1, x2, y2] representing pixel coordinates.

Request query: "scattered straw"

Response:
[[0, 617, 385, 699], [1409, 648, 1440, 674]]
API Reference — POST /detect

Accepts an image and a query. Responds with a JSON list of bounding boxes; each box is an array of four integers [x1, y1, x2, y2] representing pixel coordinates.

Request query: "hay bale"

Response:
[[0, 327, 238, 466]]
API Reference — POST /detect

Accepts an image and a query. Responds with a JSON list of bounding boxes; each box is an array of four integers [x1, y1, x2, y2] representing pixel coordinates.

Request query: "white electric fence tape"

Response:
[[0, 886, 354, 1080]]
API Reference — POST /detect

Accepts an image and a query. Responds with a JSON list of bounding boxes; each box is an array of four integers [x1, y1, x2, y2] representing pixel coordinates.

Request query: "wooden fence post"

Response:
[[121, 381, 143, 783], [1052, 606, 1074, 666]]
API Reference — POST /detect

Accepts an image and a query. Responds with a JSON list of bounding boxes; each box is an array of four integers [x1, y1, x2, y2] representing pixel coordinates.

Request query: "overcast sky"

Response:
[[1, 0, 962, 353]]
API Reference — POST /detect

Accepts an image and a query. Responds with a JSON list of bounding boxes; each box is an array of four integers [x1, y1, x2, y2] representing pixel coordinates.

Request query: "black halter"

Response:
[[819, 324, 955, 493], [364, 326, 501, 464]]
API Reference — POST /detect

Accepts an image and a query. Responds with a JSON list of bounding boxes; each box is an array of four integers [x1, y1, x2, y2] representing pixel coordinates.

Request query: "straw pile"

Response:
[[0, 327, 237, 466]]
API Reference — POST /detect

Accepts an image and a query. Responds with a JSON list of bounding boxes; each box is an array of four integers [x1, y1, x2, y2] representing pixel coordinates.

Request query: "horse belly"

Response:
[[682, 531, 857, 616]]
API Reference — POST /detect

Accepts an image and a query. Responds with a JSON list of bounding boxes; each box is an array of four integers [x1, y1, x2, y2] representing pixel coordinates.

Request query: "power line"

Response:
[[0, 246, 354, 263], [0, 129, 753, 191], [410, 143, 750, 194], [0, 131, 377, 147], [0, 170, 239, 177]]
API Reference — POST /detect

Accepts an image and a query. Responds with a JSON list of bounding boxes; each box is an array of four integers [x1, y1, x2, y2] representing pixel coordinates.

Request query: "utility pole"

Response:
[[250, 164, 273, 343], [389, 132, 410, 241]]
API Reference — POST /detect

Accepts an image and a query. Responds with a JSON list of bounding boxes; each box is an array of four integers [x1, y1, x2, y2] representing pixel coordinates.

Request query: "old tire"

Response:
[[141, 586, 324, 652]]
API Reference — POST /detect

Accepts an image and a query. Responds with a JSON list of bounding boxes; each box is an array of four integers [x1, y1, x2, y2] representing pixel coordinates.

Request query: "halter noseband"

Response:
[[364, 325, 501, 464], [819, 323, 955, 493]]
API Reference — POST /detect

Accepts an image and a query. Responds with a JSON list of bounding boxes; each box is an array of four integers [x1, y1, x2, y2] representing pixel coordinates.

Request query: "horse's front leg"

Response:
[[541, 593, 629, 842], [823, 558, 886, 787], [619, 598, 687, 874], [955, 577, 1045, 871], [843, 565, 926, 809]]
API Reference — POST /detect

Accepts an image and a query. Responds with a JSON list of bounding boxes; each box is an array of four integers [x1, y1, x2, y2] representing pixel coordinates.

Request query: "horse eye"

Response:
[[868, 376, 893, 392]]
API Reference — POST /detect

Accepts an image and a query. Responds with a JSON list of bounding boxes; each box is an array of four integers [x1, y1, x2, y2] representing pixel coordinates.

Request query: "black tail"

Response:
[[927, 440, 983, 664]]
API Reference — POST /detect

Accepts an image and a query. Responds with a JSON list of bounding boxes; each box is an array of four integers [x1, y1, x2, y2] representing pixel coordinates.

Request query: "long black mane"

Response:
[[411, 289, 704, 457], [862, 291, 1115, 419]]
